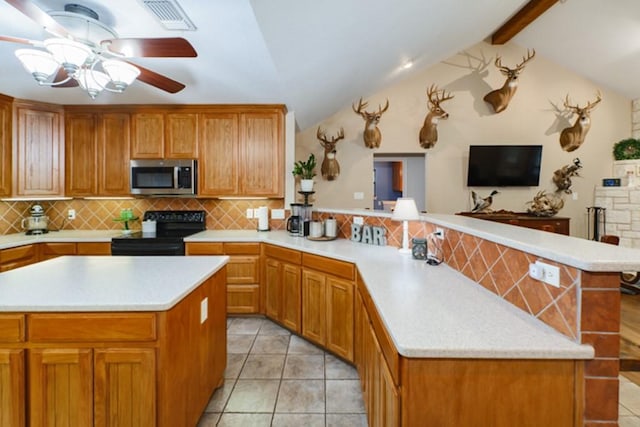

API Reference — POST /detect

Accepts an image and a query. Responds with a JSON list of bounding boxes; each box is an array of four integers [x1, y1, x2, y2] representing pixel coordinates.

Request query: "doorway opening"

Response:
[[373, 154, 426, 212]]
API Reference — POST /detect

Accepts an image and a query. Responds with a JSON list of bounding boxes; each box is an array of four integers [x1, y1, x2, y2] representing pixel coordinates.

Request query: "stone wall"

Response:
[[633, 98, 640, 138], [594, 186, 640, 248]]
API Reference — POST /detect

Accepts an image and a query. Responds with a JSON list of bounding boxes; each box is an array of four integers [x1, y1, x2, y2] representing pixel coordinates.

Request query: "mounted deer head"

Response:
[[483, 48, 535, 113], [352, 97, 389, 148], [317, 127, 345, 181], [559, 92, 602, 152], [419, 84, 454, 149]]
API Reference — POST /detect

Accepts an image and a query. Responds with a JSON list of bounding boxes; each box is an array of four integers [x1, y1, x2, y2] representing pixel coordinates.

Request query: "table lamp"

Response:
[[391, 197, 420, 254]]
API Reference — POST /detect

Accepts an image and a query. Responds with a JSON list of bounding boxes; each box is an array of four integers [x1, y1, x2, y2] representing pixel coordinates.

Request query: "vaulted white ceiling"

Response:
[[0, 0, 637, 130]]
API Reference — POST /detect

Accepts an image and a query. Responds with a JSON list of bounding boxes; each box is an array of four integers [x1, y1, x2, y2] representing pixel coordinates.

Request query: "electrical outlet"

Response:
[[354, 192, 364, 200], [353, 216, 364, 225], [434, 227, 444, 240], [67, 209, 76, 220], [531, 261, 560, 287], [271, 209, 285, 219], [246, 208, 253, 219], [200, 298, 208, 324]]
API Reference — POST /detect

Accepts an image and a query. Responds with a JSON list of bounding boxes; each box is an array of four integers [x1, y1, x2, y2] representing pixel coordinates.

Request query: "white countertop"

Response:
[[187, 230, 593, 360], [0, 255, 228, 312], [0, 230, 121, 249]]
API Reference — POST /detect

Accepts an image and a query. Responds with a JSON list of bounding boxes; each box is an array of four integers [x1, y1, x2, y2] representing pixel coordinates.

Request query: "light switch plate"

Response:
[[246, 209, 253, 219], [354, 192, 364, 200], [200, 298, 208, 324], [533, 261, 560, 288], [271, 209, 285, 219], [353, 216, 364, 225]]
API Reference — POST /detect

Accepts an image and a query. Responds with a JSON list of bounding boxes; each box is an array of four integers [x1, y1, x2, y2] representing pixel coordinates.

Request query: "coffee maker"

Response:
[[286, 203, 303, 236]]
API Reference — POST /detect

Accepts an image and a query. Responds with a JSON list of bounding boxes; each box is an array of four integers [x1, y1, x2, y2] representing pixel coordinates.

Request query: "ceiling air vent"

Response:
[[139, 0, 196, 31]]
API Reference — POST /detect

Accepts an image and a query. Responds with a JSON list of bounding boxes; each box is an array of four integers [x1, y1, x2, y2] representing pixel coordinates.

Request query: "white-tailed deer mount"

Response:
[[559, 92, 601, 152], [316, 127, 345, 181], [483, 49, 535, 113], [419, 84, 454, 149], [352, 97, 389, 148]]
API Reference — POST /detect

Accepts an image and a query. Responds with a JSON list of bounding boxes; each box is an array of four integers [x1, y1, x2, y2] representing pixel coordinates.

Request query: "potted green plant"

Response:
[[293, 153, 317, 191]]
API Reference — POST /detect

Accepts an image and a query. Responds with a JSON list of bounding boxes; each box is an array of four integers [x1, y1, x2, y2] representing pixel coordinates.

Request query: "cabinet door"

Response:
[[0, 349, 25, 427], [281, 263, 301, 333], [0, 96, 12, 197], [326, 276, 354, 361], [0, 244, 38, 272], [166, 113, 198, 158], [264, 257, 281, 320], [29, 348, 93, 427], [76, 242, 111, 255], [239, 112, 283, 197], [199, 113, 238, 196], [65, 113, 97, 196], [94, 348, 156, 427], [301, 269, 326, 346], [98, 113, 130, 195], [131, 113, 164, 159], [380, 353, 400, 427], [39, 242, 76, 261], [14, 105, 63, 196]]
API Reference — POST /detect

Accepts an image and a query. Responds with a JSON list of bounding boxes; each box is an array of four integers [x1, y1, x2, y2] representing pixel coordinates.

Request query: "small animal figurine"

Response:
[[316, 126, 345, 181], [483, 49, 535, 113], [471, 190, 499, 213], [352, 97, 389, 148], [419, 84, 454, 149], [559, 92, 601, 152], [553, 158, 582, 194]]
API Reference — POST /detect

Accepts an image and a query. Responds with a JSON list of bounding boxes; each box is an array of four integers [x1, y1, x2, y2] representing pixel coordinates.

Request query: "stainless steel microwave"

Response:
[[130, 159, 197, 195]]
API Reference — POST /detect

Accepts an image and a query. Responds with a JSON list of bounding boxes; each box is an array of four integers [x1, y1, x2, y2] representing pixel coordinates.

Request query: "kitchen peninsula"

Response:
[[0, 255, 228, 427]]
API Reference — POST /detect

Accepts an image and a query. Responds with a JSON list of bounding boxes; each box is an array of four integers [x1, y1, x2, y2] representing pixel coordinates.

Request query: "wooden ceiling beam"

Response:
[[491, 0, 559, 45]]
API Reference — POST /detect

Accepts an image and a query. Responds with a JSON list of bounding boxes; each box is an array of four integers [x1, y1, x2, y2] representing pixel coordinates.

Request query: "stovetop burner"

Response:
[[111, 210, 206, 255]]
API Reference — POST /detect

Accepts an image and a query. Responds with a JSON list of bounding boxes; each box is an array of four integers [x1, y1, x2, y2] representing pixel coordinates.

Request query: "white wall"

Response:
[[295, 41, 631, 237]]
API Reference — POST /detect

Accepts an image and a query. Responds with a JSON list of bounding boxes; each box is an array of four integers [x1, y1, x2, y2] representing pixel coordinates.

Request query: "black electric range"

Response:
[[111, 210, 206, 256]]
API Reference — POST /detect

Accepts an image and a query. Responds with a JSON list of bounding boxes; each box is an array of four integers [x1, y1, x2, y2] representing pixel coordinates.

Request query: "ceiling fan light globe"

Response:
[[15, 49, 59, 83], [101, 59, 140, 90], [44, 38, 93, 70], [76, 69, 110, 98]]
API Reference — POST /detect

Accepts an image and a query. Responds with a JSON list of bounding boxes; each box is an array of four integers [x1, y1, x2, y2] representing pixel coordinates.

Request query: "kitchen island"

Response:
[[0, 255, 228, 427]]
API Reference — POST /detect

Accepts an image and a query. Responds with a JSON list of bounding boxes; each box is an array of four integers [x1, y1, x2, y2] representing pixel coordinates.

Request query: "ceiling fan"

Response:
[[0, 0, 198, 97]]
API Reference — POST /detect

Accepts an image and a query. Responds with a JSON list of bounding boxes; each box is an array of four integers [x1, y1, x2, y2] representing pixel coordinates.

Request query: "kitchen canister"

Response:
[[324, 217, 337, 238], [309, 221, 324, 238], [142, 220, 157, 234]]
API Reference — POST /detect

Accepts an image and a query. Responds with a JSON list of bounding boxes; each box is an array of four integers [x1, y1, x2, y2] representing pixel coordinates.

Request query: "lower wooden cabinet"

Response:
[[301, 260, 355, 362], [39, 242, 77, 261], [0, 244, 38, 272], [263, 244, 302, 333], [186, 242, 261, 313], [76, 242, 111, 255], [0, 349, 25, 427]]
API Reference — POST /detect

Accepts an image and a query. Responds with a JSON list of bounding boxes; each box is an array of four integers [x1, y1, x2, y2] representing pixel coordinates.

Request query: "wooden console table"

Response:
[[457, 212, 570, 235]]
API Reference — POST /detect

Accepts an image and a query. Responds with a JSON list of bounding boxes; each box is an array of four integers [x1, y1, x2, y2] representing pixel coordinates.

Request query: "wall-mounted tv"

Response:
[[467, 145, 542, 187]]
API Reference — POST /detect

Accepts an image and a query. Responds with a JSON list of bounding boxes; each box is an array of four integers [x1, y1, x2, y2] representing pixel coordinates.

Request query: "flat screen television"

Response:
[[466, 145, 542, 187]]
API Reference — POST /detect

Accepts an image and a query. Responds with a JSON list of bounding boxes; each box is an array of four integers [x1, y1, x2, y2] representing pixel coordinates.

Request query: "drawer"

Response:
[[28, 313, 157, 342], [185, 242, 224, 255], [0, 245, 37, 264], [0, 315, 25, 342], [263, 244, 301, 264], [40, 242, 77, 258], [227, 255, 260, 283], [224, 242, 260, 255], [76, 242, 111, 255], [303, 253, 354, 280], [227, 284, 260, 314]]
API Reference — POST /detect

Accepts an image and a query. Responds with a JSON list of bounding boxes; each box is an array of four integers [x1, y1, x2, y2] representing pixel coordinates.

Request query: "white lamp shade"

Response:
[[77, 69, 110, 98], [102, 59, 140, 87], [15, 49, 59, 80], [391, 198, 420, 221], [44, 38, 92, 69]]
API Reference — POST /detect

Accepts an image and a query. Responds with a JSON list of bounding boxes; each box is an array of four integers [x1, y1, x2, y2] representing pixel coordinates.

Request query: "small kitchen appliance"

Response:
[[22, 204, 49, 235], [130, 159, 197, 196], [286, 203, 303, 236]]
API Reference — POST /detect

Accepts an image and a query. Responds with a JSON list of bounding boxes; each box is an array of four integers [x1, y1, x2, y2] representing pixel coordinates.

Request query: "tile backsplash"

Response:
[[0, 198, 285, 234]]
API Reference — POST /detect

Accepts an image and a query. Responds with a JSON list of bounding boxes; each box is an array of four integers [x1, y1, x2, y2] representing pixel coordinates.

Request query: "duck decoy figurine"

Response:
[[471, 190, 499, 213]]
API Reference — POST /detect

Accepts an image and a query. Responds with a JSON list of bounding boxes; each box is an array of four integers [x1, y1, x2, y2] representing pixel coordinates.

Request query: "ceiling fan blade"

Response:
[[0, 35, 33, 45], [104, 38, 197, 58], [4, 0, 70, 38], [126, 61, 185, 93], [51, 69, 78, 88]]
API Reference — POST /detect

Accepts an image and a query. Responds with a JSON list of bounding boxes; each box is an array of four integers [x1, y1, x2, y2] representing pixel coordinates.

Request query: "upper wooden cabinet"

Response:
[[13, 100, 64, 196], [0, 95, 12, 197], [199, 108, 284, 197], [131, 111, 198, 159], [65, 110, 131, 196]]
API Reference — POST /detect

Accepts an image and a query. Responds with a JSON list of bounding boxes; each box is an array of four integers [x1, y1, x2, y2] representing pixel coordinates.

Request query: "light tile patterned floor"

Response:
[[199, 316, 640, 426], [198, 317, 367, 427], [620, 375, 640, 426]]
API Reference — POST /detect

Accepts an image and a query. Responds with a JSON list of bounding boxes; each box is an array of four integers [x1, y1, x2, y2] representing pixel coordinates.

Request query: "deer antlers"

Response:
[[484, 48, 535, 114], [316, 127, 345, 181], [352, 97, 389, 148], [559, 91, 602, 152], [495, 48, 535, 74], [563, 91, 601, 113], [420, 84, 455, 149]]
